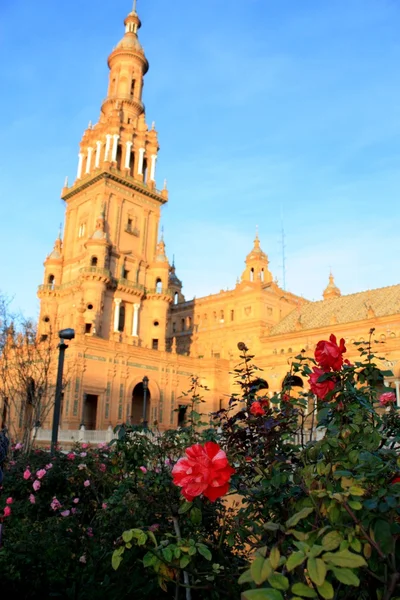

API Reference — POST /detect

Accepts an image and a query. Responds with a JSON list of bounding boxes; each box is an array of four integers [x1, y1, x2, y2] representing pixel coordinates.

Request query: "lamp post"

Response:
[[51, 328, 75, 453], [142, 375, 149, 428]]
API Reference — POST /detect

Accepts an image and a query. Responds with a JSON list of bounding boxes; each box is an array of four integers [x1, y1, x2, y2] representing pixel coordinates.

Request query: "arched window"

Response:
[[48, 274, 55, 286], [186, 316, 192, 330], [181, 318, 185, 332], [250, 267, 254, 282], [220, 310, 224, 322], [90, 256, 98, 267], [130, 79, 135, 98], [116, 144, 123, 170], [260, 268, 264, 282], [118, 304, 125, 332], [156, 278, 163, 293], [174, 292, 179, 305]]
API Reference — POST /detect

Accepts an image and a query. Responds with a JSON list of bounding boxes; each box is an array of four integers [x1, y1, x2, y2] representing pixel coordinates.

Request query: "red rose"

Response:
[[172, 442, 235, 502], [250, 401, 265, 416], [392, 475, 400, 485], [315, 334, 346, 371], [309, 367, 336, 400]]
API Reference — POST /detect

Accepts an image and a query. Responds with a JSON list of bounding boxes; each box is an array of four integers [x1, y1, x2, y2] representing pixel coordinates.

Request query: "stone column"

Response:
[[396, 380, 400, 408], [150, 154, 157, 181], [125, 141, 133, 170], [104, 134, 112, 162], [132, 303, 140, 337], [95, 141, 102, 168], [111, 134, 119, 162], [77, 153, 84, 179], [138, 147, 145, 175], [85, 147, 93, 174], [113, 298, 122, 332]]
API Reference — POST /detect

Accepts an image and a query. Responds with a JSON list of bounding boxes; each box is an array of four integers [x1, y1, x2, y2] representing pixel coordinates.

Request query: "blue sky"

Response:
[[1, 0, 400, 318]]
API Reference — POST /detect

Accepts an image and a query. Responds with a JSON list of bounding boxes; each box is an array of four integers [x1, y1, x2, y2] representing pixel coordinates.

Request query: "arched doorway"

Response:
[[131, 382, 151, 425]]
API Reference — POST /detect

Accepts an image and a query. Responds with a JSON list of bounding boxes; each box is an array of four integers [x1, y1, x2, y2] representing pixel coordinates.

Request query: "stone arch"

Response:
[[127, 376, 160, 425]]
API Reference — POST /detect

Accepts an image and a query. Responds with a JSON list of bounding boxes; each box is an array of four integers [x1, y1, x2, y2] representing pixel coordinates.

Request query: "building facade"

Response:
[[32, 6, 400, 441]]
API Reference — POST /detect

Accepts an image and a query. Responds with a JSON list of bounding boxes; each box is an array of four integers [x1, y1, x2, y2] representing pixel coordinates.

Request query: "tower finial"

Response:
[[58, 223, 62, 239], [133, 0, 137, 12], [255, 224, 259, 239]]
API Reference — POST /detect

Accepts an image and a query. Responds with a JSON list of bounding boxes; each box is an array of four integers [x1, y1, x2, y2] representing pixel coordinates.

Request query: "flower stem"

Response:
[[172, 516, 191, 600]]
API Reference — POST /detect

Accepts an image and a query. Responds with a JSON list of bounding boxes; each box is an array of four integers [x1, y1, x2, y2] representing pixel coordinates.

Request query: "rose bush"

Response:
[[0, 331, 399, 599]]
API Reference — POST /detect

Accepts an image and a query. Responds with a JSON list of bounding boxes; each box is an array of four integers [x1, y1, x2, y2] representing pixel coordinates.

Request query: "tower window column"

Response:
[[150, 154, 157, 181], [125, 141, 133, 170], [111, 134, 120, 162], [104, 134, 112, 162], [113, 298, 122, 332], [77, 153, 84, 179], [95, 141, 102, 168], [85, 147, 93, 174], [137, 147, 145, 175], [132, 303, 140, 337]]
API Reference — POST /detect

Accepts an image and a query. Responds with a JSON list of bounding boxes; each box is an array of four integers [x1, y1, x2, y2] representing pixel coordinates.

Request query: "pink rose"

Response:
[[81, 443, 89, 449], [99, 463, 106, 472], [15, 443, 23, 450], [29, 494, 36, 504], [45, 463, 53, 470], [140, 466, 147, 474], [36, 469, 46, 480], [6, 497, 13, 505], [23, 468, 31, 480], [379, 392, 397, 407], [79, 554, 87, 563], [60, 510, 70, 517], [73, 497, 79, 504], [83, 480, 90, 487], [3, 506, 11, 517], [71, 508, 77, 514], [87, 527, 93, 537], [78, 464, 87, 470], [33, 480, 41, 492], [102, 502, 107, 510], [67, 453, 75, 461], [80, 452, 87, 458], [51, 497, 62, 510], [98, 442, 108, 449]]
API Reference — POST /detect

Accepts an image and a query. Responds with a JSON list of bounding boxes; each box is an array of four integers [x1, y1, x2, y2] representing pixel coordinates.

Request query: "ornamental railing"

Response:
[[79, 266, 111, 278]]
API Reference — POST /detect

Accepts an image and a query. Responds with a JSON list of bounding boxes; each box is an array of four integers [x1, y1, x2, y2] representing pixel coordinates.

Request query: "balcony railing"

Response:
[[117, 278, 145, 292], [80, 266, 111, 278]]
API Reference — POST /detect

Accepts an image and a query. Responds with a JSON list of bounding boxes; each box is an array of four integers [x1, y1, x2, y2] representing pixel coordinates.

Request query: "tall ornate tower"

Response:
[[38, 4, 172, 350]]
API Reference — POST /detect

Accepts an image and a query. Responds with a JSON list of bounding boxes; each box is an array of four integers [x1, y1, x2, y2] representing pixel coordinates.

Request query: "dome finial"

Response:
[[323, 270, 341, 300], [132, 0, 137, 12]]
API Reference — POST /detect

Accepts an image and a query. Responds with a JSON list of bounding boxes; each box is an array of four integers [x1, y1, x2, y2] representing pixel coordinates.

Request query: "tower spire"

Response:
[[133, 0, 137, 12]]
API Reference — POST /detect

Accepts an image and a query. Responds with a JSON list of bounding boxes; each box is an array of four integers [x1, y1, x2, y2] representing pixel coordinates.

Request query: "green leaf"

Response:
[[178, 501, 193, 514], [322, 531, 342, 551], [286, 507, 314, 528], [323, 549, 367, 568], [238, 569, 253, 584], [291, 582, 317, 597], [332, 567, 360, 586], [188, 546, 196, 556], [270, 546, 280, 570], [197, 543, 212, 561], [309, 545, 324, 558], [317, 407, 330, 423], [180, 556, 190, 568], [122, 530, 133, 543], [350, 538, 361, 553], [143, 552, 156, 568], [317, 580, 334, 599], [264, 521, 281, 532], [242, 590, 284, 600], [112, 550, 123, 571], [374, 520, 394, 554], [174, 547, 181, 559], [307, 557, 326, 586], [190, 507, 202, 525], [162, 547, 173, 562], [148, 530, 157, 547], [349, 486, 365, 496], [286, 551, 306, 571], [287, 529, 309, 541], [348, 501, 363, 511], [268, 573, 289, 591], [250, 556, 272, 585]]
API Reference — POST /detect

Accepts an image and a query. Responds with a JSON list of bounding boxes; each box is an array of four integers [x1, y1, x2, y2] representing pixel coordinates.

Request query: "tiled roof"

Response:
[[270, 284, 400, 335]]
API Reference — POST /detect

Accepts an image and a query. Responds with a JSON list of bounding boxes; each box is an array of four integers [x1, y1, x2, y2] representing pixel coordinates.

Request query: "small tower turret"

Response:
[[241, 233, 272, 284], [323, 273, 341, 300]]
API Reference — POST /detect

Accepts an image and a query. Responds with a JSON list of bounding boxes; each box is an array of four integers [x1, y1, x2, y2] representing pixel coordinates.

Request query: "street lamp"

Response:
[[51, 328, 75, 453], [142, 375, 149, 428]]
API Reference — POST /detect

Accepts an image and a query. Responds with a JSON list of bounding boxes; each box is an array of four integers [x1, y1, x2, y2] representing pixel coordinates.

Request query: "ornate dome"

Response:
[[323, 273, 341, 300]]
